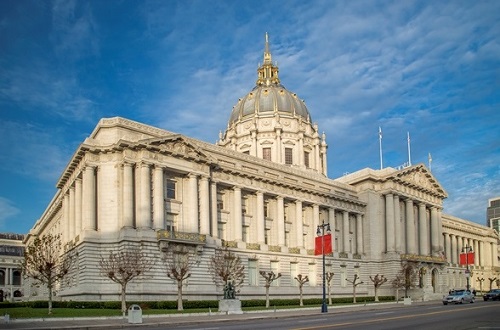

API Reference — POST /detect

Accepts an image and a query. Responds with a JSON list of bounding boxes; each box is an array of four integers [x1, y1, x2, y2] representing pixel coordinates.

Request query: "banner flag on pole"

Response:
[[459, 252, 475, 265], [314, 234, 333, 255]]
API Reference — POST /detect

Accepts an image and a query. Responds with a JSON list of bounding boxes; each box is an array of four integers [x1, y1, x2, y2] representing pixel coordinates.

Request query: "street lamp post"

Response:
[[316, 221, 331, 313], [462, 245, 473, 291]]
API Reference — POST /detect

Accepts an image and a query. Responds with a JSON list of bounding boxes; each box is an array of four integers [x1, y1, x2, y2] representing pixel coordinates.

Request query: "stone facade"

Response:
[[23, 35, 499, 303]]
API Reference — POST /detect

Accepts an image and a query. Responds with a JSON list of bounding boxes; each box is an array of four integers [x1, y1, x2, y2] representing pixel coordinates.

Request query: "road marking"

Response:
[[298, 318, 328, 323], [374, 312, 394, 315], [293, 304, 497, 330]]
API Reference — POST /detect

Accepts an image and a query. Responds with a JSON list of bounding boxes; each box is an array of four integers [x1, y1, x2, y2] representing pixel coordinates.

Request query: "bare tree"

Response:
[[294, 274, 309, 306], [488, 277, 497, 291], [392, 261, 418, 299], [259, 271, 282, 308], [477, 276, 485, 294], [346, 274, 364, 303], [369, 274, 388, 302], [326, 272, 334, 305], [209, 247, 245, 296], [22, 233, 75, 315], [99, 248, 156, 316], [162, 245, 195, 311]]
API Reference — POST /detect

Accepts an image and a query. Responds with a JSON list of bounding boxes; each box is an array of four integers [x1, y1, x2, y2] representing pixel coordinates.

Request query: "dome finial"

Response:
[[256, 33, 280, 86]]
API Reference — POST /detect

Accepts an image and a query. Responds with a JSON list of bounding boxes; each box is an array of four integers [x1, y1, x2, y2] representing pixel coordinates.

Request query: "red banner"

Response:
[[314, 234, 333, 255], [459, 252, 475, 265]]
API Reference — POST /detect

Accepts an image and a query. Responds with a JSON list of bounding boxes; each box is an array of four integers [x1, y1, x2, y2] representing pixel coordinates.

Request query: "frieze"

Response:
[[268, 245, 281, 252], [289, 247, 301, 254], [247, 243, 261, 250]]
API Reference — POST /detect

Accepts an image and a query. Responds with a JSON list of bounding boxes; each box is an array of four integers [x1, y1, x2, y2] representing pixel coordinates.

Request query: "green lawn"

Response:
[[0, 304, 328, 319]]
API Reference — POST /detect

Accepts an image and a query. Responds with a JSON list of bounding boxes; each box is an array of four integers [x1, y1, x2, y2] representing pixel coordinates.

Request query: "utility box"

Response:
[[128, 304, 142, 324]]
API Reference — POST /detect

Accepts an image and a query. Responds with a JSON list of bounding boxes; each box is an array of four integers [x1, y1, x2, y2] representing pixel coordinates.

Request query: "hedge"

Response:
[[0, 296, 394, 310]]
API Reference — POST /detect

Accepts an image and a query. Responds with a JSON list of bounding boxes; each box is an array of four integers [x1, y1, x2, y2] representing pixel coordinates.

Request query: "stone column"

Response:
[[210, 181, 218, 238], [295, 200, 303, 248], [122, 163, 134, 228], [256, 192, 265, 244], [233, 187, 243, 241], [394, 195, 401, 252], [329, 208, 336, 252], [69, 186, 75, 239], [343, 210, 349, 253], [75, 178, 82, 235], [473, 239, 479, 266], [276, 129, 282, 163], [451, 234, 457, 264], [492, 242, 498, 268], [438, 209, 444, 253], [298, 134, 304, 167], [385, 193, 395, 252], [199, 176, 210, 235], [457, 236, 463, 263], [137, 163, 152, 229], [356, 214, 363, 254], [418, 203, 428, 255], [186, 174, 199, 233], [405, 199, 415, 254], [430, 207, 439, 256], [444, 233, 451, 262], [479, 241, 485, 266], [153, 166, 164, 230], [313, 204, 320, 235], [63, 193, 70, 242], [82, 165, 96, 231], [277, 196, 285, 246]]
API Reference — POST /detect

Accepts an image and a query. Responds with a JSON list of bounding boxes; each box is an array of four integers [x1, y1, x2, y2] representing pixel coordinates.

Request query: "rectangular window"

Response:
[[271, 261, 280, 286], [248, 260, 258, 286], [263, 147, 272, 161], [165, 213, 175, 232], [308, 264, 316, 286], [290, 263, 298, 287], [166, 179, 176, 199], [285, 148, 293, 165], [304, 151, 310, 168]]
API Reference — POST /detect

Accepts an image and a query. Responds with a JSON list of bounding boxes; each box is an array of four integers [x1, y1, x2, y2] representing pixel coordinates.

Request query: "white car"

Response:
[[442, 290, 475, 305]]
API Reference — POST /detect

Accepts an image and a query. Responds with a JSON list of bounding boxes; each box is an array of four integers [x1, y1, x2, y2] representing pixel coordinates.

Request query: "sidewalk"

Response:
[[0, 301, 430, 330]]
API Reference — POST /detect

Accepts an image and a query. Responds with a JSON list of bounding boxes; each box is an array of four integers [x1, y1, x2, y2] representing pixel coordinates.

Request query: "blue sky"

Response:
[[0, 0, 499, 234]]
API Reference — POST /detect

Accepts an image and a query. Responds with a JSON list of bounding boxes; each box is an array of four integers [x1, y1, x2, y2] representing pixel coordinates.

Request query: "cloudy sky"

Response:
[[0, 0, 499, 234]]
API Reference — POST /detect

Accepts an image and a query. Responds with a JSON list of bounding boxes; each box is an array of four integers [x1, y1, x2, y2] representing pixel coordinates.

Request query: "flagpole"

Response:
[[407, 132, 412, 166], [428, 153, 432, 171], [379, 127, 383, 170]]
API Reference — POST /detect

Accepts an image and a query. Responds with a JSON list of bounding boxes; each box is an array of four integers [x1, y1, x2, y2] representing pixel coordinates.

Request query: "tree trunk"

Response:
[[328, 284, 332, 305], [265, 286, 270, 308], [177, 281, 184, 311], [353, 286, 357, 304], [121, 284, 127, 317], [299, 287, 303, 306], [48, 283, 53, 315], [374, 286, 379, 302]]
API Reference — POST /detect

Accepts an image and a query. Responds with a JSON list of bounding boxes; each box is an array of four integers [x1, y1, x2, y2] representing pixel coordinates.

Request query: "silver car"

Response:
[[442, 290, 475, 305]]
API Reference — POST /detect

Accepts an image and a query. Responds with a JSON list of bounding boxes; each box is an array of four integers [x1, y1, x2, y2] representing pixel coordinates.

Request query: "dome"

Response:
[[227, 34, 311, 127], [228, 84, 310, 126]]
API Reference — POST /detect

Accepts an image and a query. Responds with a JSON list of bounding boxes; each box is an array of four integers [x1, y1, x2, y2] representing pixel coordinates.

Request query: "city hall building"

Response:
[[25, 36, 499, 302]]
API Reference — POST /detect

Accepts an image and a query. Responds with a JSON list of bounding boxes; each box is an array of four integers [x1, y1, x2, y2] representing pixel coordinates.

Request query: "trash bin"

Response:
[[128, 304, 142, 324]]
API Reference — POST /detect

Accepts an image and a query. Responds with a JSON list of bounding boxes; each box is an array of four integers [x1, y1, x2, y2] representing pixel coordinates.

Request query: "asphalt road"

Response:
[[2, 300, 499, 330], [146, 300, 500, 330]]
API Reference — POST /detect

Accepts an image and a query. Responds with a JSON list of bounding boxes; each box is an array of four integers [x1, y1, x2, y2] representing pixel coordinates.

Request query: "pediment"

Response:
[[392, 164, 447, 198], [138, 135, 213, 163]]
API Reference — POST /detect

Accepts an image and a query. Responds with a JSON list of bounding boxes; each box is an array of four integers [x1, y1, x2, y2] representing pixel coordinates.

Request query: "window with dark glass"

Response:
[[285, 148, 293, 165], [304, 151, 310, 168], [166, 179, 176, 199], [12, 270, 21, 286], [263, 147, 271, 161]]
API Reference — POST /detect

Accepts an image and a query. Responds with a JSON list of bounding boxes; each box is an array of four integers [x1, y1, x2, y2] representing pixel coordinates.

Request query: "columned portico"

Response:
[[295, 200, 303, 248], [385, 193, 395, 252]]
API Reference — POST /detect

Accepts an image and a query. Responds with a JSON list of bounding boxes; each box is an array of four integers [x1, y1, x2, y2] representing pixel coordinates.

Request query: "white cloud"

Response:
[[0, 197, 20, 229]]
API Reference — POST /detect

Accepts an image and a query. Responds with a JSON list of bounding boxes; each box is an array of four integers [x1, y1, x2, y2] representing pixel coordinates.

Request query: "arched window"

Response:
[[12, 270, 21, 286], [13, 290, 22, 297], [0, 270, 5, 286]]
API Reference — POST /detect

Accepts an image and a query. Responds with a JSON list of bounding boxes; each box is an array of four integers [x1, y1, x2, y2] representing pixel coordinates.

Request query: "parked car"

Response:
[[442, 290, 475, 305], [483, 289, 500, 301]]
